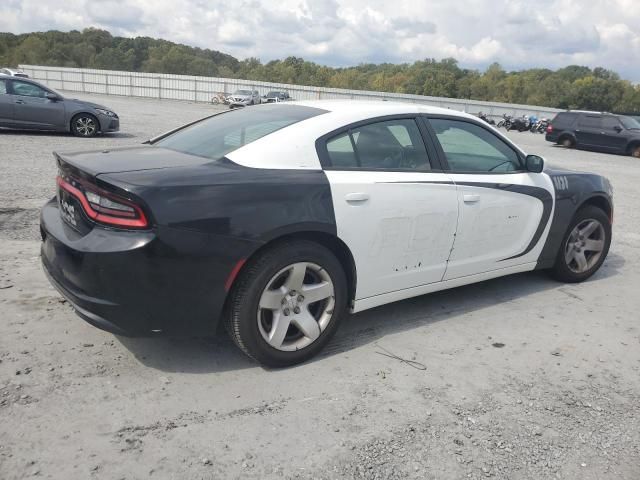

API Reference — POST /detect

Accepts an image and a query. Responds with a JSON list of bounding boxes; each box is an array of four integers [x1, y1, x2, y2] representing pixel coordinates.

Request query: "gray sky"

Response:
[[2, 0, 639, 81]]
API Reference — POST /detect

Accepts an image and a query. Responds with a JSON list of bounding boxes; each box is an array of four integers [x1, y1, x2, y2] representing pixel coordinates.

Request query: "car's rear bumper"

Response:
[[40, 198, 255, 337]]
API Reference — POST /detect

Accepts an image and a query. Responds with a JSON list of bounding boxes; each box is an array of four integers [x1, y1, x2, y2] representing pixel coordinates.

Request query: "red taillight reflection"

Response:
[[546, 125, 553, 133], [56, 176, 149, 229]]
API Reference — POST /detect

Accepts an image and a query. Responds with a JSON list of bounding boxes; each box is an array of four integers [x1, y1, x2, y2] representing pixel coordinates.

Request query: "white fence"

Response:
[[19, 65, 561, 120]]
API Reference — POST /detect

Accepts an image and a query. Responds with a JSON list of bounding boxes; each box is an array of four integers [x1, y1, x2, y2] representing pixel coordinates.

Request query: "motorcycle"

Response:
[[211, 92, 230, 105], [536, 118, 550, 133], [497, 114, 512, 129], [477, 112, 496, 125], [507, 115, 531, 132]]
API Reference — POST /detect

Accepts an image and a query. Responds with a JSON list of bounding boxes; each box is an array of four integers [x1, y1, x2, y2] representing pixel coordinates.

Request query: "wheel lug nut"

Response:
[[297, 295, 304, 302], [289, 291, 296, 297], [293, 307, 301, 314], [283, 308, 290, 316]]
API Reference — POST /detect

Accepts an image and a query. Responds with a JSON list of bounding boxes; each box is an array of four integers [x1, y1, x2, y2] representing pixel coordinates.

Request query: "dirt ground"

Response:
[[1, 94, 639, 480]]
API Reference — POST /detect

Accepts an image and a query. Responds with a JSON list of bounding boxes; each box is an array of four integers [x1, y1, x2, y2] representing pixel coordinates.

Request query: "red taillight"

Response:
[[546, 124, 553, 133], [56, 176, 149, 229]]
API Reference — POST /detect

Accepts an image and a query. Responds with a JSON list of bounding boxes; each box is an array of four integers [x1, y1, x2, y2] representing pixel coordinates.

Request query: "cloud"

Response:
[[0, 0, 639, 81]]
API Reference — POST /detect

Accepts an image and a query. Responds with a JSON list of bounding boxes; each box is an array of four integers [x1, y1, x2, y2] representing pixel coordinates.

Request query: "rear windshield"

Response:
[[154, 104, 326, 160]]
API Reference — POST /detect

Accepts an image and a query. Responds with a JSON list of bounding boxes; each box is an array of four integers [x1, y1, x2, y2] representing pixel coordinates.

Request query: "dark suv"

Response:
[[545, 111, 640, 157]]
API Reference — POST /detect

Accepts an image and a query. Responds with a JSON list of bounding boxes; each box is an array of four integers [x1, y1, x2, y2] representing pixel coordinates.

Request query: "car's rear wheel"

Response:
[[71, 114, 99, 137], [225, 240, 347, 367], [550, 205, 611, 283], [630, 144, 640, 158], [559, 135, 575, 148]]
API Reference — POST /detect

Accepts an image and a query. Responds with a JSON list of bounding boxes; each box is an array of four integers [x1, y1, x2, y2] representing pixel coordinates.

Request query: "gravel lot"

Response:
[[1, 93, 639, 480]]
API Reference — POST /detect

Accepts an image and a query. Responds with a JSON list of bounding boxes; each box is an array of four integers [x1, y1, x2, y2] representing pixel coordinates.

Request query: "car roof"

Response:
[[295, 99, 471, 118], [226, 100, 507, 170]]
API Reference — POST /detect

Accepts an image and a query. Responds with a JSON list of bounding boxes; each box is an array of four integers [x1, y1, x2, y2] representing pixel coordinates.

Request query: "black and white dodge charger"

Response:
[[41, 101, 613, 367]]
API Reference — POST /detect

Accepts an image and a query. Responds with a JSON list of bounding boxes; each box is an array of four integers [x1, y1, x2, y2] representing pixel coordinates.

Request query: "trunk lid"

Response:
[[54, 145, 211, 177]]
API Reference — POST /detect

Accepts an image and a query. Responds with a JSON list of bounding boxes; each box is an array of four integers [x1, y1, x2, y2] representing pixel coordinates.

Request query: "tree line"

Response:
[[1, 28, 639, 113]]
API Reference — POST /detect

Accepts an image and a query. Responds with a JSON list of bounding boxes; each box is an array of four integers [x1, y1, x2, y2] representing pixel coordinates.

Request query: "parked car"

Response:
[[229, 89, 261, 108], [545, 110, 640, 157], [0, 76, 119, 137], [41, 101, 613, 367], [263, 91, 291, 103], [0, 67, 29, 78]]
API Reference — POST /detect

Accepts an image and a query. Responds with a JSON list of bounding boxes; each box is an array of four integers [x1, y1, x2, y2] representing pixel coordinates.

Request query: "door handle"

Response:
[[463, 194, 480, 203], [345, 192, 370, 203], [15, 99, 25, 104]]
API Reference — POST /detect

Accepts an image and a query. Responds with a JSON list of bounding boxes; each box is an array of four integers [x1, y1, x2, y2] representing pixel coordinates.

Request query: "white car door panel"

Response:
[[326, 170, 459, 300], [444, 173, 554, 280], [425, 116, 555, 280]]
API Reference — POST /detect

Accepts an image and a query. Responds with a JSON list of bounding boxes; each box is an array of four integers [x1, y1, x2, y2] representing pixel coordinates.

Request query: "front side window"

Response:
[[602, 116, 621, 130], [620, 116, 640, 130], [11, 80, 47, 98], [429, 118, 521, 173], [155, 104, 326, 160], [325, 118, 431, 171], [0, 79, 7, 95]]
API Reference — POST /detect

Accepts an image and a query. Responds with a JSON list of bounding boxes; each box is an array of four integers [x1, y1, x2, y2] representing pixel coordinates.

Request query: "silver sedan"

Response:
[[0, 76, 119, 137]]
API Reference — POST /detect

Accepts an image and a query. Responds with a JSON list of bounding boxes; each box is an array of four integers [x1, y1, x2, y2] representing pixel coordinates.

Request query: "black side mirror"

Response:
[[45, 92, 59, 101], [525, 154, 544, 173], [614, 125, 623, 133]]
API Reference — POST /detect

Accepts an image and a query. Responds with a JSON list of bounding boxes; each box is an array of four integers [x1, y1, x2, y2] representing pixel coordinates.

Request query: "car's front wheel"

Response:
[[550, 205, 611, 283], [71, 113, 99, 137], [225, 240, 347, 367]]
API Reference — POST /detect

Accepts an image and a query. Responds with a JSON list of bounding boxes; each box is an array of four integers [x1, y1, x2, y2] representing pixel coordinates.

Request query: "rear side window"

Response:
[[0, 79, 6, 95], [577, 115, 602, 129], [155, 104, 326, 160], [325, 118, 431, 171], [552, 112, 577, 127]]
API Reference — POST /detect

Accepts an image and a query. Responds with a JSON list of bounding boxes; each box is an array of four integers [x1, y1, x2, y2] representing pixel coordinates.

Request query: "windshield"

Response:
[[234, 89, 252, 96], [267, 92, 281, 97], [620, 116, 640, 129], [154, 104, 327, 160]]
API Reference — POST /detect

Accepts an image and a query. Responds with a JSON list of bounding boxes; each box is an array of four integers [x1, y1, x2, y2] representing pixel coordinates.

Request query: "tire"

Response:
[[559, 135, 575, 148], [549, 205, 611, 283], [497, 120, 505, 128], [225, 240, 348, 368], [629, 144, 640, 158], [212, 97, 220, 105], [71, 113, 99, 137]]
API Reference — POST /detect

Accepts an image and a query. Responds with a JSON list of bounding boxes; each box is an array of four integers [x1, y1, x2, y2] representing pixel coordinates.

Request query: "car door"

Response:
[[0, 78, 13, 126], [423, 116, 554, 280], [597, 116, 628, 152], [319, 116, 459, 301], [574, 114, 603, 148], [9, 79, 65, 129]]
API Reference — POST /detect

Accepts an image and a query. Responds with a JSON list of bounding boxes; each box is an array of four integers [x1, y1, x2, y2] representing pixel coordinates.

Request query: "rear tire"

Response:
[[559, 135, 575, 148], [549, 205, 611, 283], [225, 240, 348, 368], [71, 113, 99, 137], [630, 144, 640, 158]]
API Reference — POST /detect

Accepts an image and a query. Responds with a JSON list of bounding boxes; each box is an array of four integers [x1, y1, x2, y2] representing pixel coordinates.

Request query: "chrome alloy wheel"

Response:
[[75, 116, 97, 136], [257, 262, 335, 351], [564, 219, 606, 273]]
